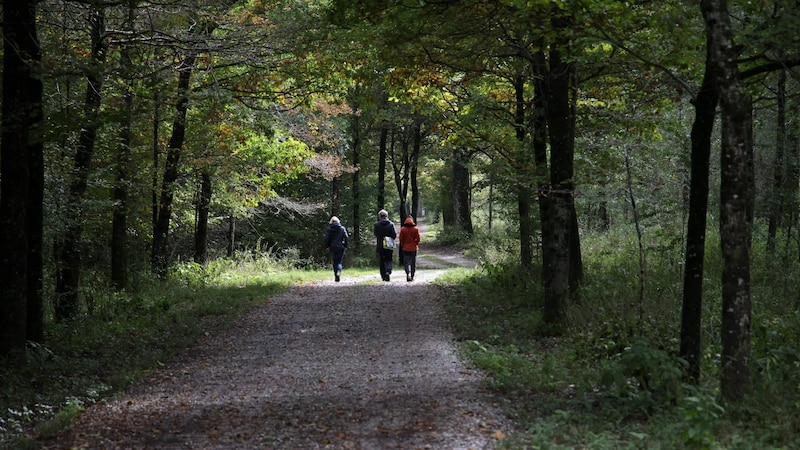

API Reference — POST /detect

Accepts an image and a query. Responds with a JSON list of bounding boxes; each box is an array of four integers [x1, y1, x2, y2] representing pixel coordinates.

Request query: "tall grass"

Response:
[[440, 224, 800, 449]]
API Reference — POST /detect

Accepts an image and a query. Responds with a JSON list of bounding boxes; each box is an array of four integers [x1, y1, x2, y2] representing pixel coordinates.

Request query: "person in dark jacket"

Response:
[[399, 216, 421, 282], [373, 209, 397, 281], [324, 216, 349, 282]]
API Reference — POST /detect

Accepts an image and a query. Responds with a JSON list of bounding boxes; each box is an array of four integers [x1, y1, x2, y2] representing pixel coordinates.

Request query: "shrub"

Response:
[[600, 338, 686, 412]]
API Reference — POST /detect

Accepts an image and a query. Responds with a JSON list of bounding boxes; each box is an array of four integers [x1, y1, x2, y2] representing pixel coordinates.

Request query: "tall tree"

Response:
[[410, 119, 421, 220], [152, 23, 203, 277], [26, 8, 46, 344], [584, 0, 800, 384], [194, 170, 213, 264], [702, 0, 753, 401], [532, 46, 550, 270], [541, 10, 578, 330], [786, 92, 800, 268], [676, 0, 799, 390], [377, 121, 389, 211], [110, 0, 138, 291], [766, 68, 787, 253], [53, 4, 107, 320], [1, 0, 44, 356], [389, 117, 424, 223], [514, 74, 534, 267], [680, 47, 719, 383], [111, 45, 134, 291], [452, 147, 474, 234], [349, 95, 363, 249]]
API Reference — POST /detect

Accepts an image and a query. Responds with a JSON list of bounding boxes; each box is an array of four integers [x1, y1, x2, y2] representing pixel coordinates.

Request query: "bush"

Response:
[[600, 338, 686, 412]]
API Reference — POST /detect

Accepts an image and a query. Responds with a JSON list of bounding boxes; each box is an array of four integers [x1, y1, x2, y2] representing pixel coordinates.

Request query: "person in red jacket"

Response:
[[399, 216, 421, 282]]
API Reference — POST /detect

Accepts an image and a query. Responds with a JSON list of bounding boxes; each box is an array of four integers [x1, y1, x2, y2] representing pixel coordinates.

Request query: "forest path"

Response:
[[48, 244, 513, 449]]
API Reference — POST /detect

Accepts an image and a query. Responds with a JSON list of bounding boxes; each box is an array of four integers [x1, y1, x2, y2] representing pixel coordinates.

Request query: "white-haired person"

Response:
[[373, 209, 397, 281], [324, 216, 349, 282]]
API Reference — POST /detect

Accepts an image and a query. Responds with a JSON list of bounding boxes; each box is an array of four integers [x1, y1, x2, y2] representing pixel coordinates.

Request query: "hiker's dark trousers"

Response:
[[378, 248, 393, 279], [403, 250, 417, 278]]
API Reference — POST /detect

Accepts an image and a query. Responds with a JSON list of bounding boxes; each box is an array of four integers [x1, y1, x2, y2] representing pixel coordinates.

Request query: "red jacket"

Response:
[[399, 217, 421, 252]]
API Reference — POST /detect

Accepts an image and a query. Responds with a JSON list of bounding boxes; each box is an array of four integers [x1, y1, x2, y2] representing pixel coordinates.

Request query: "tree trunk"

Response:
[[565, 52, 583, 290], [26, 49, 45, 344], [111, 42, 134, 291], [440, 159, 454, 227], [569, 202, 584, 289], [411, 121, 421, 220], [194, 170, 212, 264], [1, 0, 42, 357], [541, 194, 571, 330], [152, 90, 160, 232], [377, 122, 388, 211], [680, 42, 719, 383], [351, 107, 361, 250], [331, 177, 340, 218], [533, 47, 550, 272], [702, 0, 753, 402], [542, 30, 576, 331], [786, 88, 800, 273], [392, 127, 410, 221], [452, 147, 473, 234], [54, 6, 106, 320], [152, 53, 196, 277], [514, 74, 533, 267], [767, 69, 787, 253], [227, 214, 236, 258], [518, 191, 534, 267], [598, 191, 610, 231]]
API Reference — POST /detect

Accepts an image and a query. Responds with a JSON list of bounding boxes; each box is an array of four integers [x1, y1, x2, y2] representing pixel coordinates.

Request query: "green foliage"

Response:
[[169, 261, 219, 288], [599, 338, 686, 412], [443, 222, 800, 449], [427, 225, 473, 249], [676, 387, 725, 449], [751, 313, 800, 390]]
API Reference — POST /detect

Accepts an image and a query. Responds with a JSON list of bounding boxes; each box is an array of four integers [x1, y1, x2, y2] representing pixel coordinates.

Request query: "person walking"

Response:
[[399, 216, 421, 282], [324, 216, 349, 282], [373, 209, 397, 281]]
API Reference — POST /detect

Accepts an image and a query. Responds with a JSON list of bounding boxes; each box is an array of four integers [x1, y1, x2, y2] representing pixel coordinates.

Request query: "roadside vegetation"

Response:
[[0, 255, 340, 447], [439, 223, 800, 449]]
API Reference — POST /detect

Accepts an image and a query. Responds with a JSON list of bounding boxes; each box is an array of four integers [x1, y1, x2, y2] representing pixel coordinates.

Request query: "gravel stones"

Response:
[[53, 257, 511, 450]]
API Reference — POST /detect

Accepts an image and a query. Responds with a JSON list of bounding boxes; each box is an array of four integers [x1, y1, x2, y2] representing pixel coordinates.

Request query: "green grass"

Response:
[[436, 226, 800, 450]]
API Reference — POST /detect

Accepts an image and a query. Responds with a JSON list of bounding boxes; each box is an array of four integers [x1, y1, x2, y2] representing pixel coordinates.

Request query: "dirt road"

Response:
[[48, 246, 512, 449]]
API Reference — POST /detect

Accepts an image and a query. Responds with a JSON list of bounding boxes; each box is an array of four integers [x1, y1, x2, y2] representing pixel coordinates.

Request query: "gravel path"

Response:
[[49, 249, 513, 449]]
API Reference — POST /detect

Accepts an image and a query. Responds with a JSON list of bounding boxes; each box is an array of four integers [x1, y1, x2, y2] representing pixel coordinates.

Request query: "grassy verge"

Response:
[[436, 230, 800, 449], [0, 257, 333, 448]]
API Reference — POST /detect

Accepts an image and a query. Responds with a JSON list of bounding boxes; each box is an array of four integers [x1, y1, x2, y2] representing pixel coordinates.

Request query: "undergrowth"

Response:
[[439, 226, 800, 449]]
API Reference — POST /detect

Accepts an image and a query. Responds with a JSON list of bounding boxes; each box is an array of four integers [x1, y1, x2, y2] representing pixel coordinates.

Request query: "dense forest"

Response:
[[2, 0, 800, 447]]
